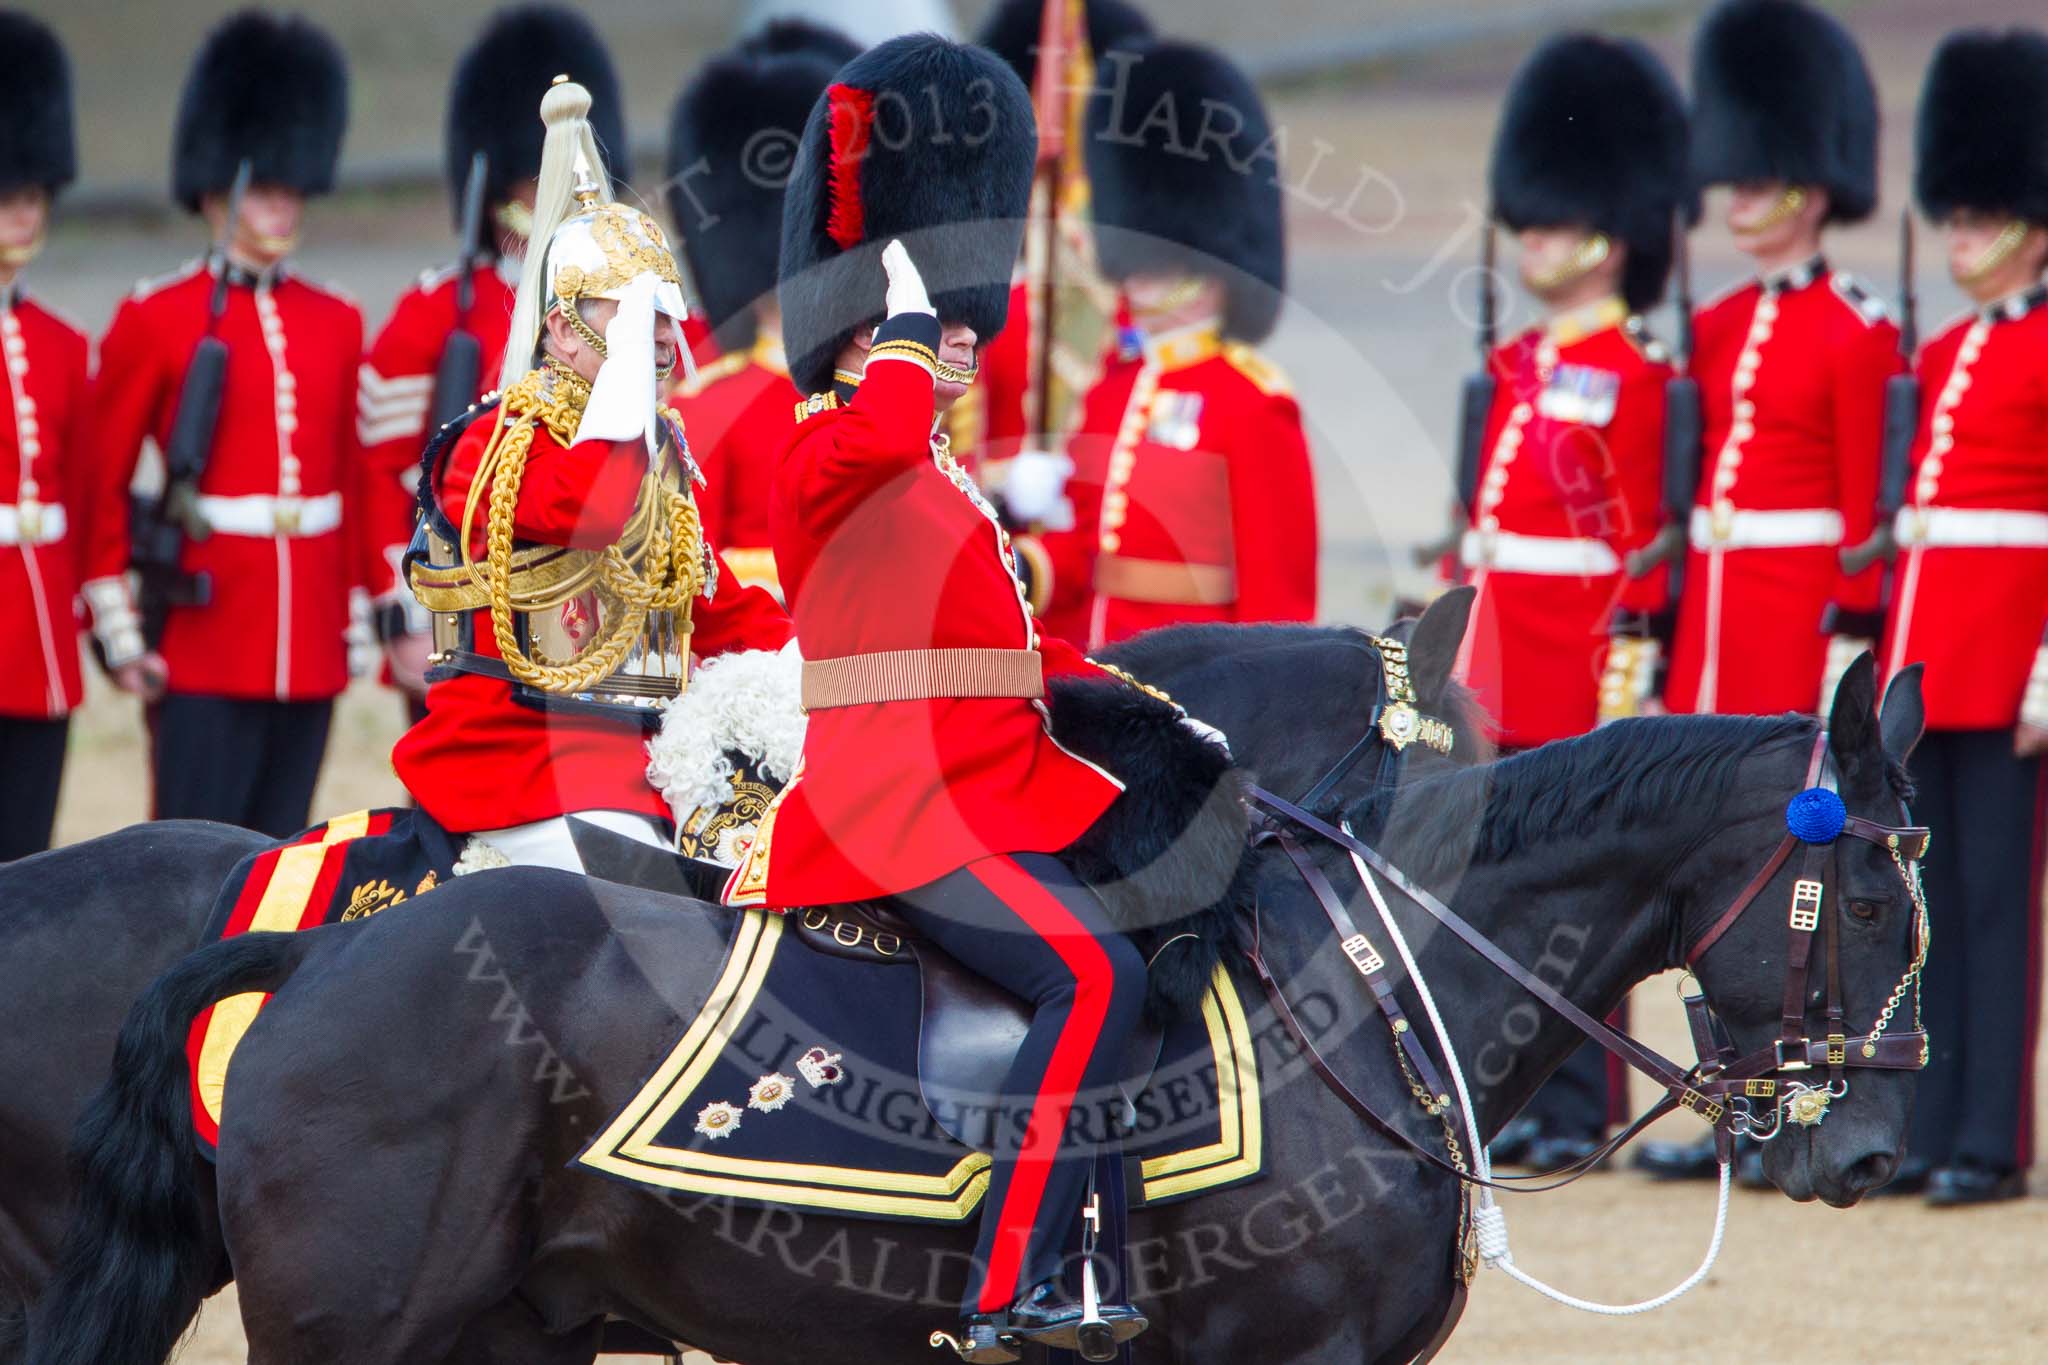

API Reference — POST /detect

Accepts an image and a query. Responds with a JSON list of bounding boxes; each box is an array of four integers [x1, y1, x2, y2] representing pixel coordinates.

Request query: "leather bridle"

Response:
[[1247, 729, 1931, 1180]]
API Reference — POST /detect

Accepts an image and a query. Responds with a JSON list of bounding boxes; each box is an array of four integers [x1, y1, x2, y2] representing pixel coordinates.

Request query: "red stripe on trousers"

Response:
[[965, 854, 1114, 1312]]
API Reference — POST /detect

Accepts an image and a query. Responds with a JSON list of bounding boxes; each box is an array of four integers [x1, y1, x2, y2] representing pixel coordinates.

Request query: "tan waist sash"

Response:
[[801, 648, 1045, 710], [1094, 554, 1238, 607]]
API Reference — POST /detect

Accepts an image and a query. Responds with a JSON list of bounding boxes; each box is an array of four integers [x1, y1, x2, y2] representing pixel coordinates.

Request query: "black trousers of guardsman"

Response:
[[1906, 728, 2045, 1174], [889, 851, 1148, 1314], [0, 714, 69, 860], [152, 695, 335, 840]]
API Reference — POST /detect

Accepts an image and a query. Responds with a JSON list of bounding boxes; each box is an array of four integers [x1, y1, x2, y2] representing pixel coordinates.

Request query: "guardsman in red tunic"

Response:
[[1664, 0, 1900, 718], [1876, 30, 2048, 1206], [92, 14, 361, 839], [663, 19, 858, 598], [356, 7, 625, 705], [393, 79, 789, 871], [1022, 40, 1316, 650], [966, 0, 1151, 485], [0, 16, 146, 859], [728, 41, 1187, 1358], [1452, 34, 1686, 1167]]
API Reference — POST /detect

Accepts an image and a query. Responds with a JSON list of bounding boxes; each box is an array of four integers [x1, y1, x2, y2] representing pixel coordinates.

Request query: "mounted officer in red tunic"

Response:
[[1023, 38, 1317, 649], [1875, 28, 2048, 1205], [726, 35, 1242, 1360], [92, 12, 359, 839], [0, 14, 141, 859], [1665, 0, 1901, 718], [393, 78, 790, 872], [664, 19, 859, 600], [358, 5, 626, 708]]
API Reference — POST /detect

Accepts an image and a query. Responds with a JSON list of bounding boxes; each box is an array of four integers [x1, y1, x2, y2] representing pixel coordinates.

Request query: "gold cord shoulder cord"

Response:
[[456, 359, 706, 694]]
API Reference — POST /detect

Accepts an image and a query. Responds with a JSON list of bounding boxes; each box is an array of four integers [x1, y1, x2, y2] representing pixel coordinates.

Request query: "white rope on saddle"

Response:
[[1339, 824, 1733, 1316]]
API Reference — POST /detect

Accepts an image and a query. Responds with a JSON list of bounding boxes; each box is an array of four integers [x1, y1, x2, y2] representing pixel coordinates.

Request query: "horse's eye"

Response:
[[1846, 900, 1880, 923]]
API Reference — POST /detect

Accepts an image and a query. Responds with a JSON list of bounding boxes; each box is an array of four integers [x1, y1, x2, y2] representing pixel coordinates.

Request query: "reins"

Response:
[[1245, 715, 1932, 1329]]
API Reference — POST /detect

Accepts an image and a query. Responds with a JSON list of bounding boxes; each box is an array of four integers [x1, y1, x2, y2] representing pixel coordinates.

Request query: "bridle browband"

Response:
[[1248, 727, 1931, 1187]]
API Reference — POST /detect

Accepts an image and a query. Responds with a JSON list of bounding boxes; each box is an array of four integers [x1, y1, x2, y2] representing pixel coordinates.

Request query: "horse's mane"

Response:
[[1341, 713, 1818, 882]]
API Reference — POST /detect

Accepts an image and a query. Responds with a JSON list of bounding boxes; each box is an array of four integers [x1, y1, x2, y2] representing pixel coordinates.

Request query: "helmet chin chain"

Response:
[[1959, 220, 2030, 284], [1749, 185, 1808, 233], [1527, 232, 1612, 293]]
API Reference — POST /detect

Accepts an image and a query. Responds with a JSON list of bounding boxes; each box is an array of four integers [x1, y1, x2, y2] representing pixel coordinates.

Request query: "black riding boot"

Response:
[[943, 1279, 1148, 1363]]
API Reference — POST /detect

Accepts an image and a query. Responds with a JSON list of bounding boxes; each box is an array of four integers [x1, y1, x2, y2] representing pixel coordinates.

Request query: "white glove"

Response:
[[1181, 713, 1232, 758], [881, 239, 935, 318], [1818, 635, 1872, 718], [577, 275, 660, 449], [2021, 646, 2048, 733], [1003, 449, 1075, 529]]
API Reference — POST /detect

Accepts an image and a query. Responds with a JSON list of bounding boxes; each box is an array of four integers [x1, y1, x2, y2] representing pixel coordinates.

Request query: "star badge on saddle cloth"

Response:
[[694, 1100, 743, 1140]]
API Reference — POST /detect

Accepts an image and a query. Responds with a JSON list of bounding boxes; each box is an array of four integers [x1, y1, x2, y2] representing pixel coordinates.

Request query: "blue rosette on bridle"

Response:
[[1785, 788, 1847, 844]]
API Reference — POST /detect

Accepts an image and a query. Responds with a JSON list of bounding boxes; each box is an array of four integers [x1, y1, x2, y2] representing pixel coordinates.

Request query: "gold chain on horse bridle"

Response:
[[1387, 1014, 1476, 1280], [457, 360, 705, 694]]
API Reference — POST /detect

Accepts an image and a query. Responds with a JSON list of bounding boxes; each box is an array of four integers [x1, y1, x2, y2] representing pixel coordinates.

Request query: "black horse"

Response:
[[0, 595, 1478, 1358], [23, 656, 1925, 1364]]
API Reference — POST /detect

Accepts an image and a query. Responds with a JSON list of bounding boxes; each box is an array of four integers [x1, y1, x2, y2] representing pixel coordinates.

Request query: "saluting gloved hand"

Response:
[[577, 274, 662, 450], [881, 239, 935, 319], [1001, 449, 1075, 530]]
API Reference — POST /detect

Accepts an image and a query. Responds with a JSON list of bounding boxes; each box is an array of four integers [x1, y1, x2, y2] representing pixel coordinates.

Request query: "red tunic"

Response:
[[92, 261, 365, 700], [391, 403, 791, 832], [726, 332, 1123, 910], [356, 260, 516, 600], [668, 334, 798, 597], [1449, 300, 1670, 747], [0, 290, 102, 717], [1027, 323, 1317, 649], [1882, 292, 2048, 731], [1667, 262, 1899, 714]]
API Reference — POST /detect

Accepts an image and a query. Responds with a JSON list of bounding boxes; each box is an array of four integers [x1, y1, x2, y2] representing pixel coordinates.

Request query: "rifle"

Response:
[[1840, 209, 1921, 579], [133, 157, 251, 649], [1453, 220, 1498, 514], [1020, 0, 1074, 446], [1628, 209, 1701, 586], [428, 152, 489, 432]]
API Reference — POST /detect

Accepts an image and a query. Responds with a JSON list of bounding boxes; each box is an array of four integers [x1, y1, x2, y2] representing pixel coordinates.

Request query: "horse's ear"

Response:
[[1407, 586, 1475, 703], [1826, 650, 1879, 760], [1879, 663, 1926, 764]]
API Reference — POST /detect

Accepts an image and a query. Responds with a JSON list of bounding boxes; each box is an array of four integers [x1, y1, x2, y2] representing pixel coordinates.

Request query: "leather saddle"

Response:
[[569, 821, 1167, 1152]]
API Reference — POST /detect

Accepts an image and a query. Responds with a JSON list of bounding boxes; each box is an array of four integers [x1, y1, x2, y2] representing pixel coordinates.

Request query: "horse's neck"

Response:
[[1405, 825, 1678, 1141]]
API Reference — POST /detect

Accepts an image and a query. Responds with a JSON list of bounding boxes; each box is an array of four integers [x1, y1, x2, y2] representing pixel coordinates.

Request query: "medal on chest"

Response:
[[1144, 390, 1206, 450], [1536, 363, 1620, 427]]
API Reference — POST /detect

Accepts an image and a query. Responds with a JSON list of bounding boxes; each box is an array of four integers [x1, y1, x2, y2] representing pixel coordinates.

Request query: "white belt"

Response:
[[1894, 506, 2048, 549], [0, 501, 67, 546], [1688, 506, 1845, 551], [1459, 529, 1620, 576], [194, 491, 343, 538]]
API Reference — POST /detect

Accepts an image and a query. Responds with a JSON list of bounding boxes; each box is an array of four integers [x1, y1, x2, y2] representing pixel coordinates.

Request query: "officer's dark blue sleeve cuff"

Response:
[[866, 313, 944, 378]]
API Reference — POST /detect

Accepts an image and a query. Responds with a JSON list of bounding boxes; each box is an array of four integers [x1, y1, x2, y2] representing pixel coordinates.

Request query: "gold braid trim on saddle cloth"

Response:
[[453, 359, 708, 695]]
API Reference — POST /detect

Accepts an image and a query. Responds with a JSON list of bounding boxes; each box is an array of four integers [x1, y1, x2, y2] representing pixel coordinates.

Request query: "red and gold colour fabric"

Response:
[[1667, 260, 1900, 714], [92, 262, 366, 700], [1883, 289, 2048, 730], [0, 289, 107, 716], [391, 408, 790, 832], [668, 332, 798, 597], [1448, 297, 1670, 747], [726, 320, 1125, 910], [355, 260, 517, 601], [1027, 321, 1316, 649]]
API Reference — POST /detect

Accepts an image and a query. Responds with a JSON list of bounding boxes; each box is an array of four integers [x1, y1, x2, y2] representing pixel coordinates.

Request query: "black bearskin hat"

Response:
[[975, 0, 1154, 89], [1491, 33, 1692, 313], [1084, 39, 1286, 342], [447, 5, 626, 225], [1916, 28, 2048, 225], [0, 12, 75, 195], [173, 10, 348, 212], [669, 22, 857, 344], [1689, 0, 1879, 223], [779, 35, 1036, 394]]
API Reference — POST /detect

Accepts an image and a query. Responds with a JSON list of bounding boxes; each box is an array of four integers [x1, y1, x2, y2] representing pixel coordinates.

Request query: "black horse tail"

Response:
[[26, 931, 313, 1365]]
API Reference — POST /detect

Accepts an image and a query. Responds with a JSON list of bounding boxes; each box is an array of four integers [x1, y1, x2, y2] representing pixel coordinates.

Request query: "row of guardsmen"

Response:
[[1446, 0, 2048, 1208], [0, 0, 1317, 864]]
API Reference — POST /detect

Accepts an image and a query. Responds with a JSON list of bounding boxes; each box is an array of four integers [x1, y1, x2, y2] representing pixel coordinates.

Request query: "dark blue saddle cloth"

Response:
[[576, 907, 1266, 1222]]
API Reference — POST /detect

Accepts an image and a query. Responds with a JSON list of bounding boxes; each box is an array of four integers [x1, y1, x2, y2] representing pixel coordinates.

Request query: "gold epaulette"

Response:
[[677, 350, 751, 398], [793, 390, 841, 422], [1221, 341, 1292, 398]]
